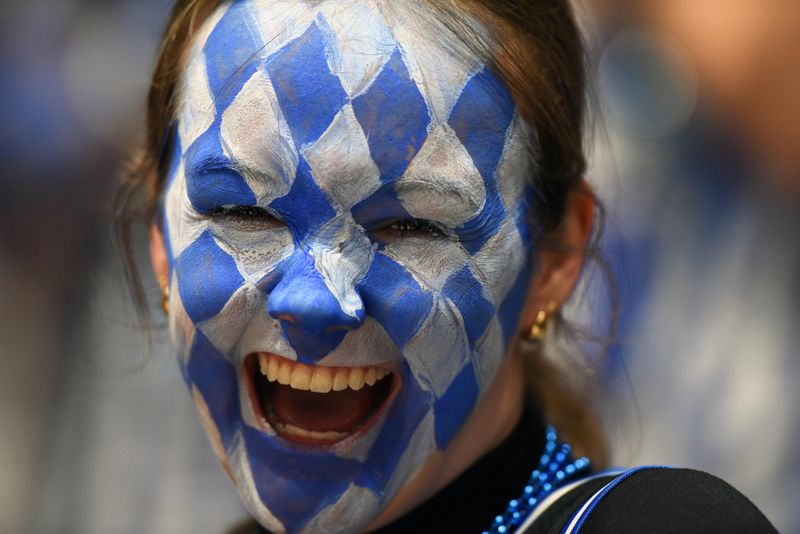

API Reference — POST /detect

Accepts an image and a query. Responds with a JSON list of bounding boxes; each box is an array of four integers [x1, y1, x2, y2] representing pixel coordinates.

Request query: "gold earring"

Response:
[[527, 301, 557, 342], [161, 285, 170, 315]]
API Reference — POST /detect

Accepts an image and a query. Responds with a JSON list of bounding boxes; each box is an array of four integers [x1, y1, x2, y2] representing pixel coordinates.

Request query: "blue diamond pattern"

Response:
[[448, 67, 515, 180], [358, 253, 433, 348], [358, 361, 432, 489], [449, 68, 516, 254], [203, 2, 264, 112], [267, 21, 348, 148], [352, 49, 430, 184], [498, 259, 534, 342], [515, 183, 538, 248], [434, 363, 479, 447], [242, 424, 363, 533], [350, 185, 412, 229], [269, 157, 336, 241], [441, 266, 495, 348], [176, 230, 244, 323], [184, 136, 257, 214], [187, 330, 240, 447]]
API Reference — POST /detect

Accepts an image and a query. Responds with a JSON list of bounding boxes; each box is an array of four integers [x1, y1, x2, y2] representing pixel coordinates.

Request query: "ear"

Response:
[[519, 180, 596, 331], [149, 223, 170, 291]]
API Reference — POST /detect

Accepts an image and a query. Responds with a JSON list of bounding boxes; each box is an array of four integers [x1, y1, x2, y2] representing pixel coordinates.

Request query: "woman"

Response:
[[118, 0, 777, 532]]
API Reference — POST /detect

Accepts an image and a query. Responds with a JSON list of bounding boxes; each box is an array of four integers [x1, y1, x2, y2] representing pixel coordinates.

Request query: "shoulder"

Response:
[[523, 466, 777, 534]]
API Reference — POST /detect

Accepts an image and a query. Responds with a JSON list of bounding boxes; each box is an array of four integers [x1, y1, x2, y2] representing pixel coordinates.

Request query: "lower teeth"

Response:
[[265, 405, 360, 442], [272, 421, 348, 441]]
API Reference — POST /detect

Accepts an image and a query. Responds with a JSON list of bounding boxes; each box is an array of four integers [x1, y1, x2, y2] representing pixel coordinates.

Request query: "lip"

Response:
[[243, 353, 401, 447]]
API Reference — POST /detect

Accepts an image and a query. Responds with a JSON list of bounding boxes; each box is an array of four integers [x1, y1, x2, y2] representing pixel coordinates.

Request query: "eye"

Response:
[[370, 218, 450, 242], [208, 205, 281, 231], [389, 219, 443, 237]]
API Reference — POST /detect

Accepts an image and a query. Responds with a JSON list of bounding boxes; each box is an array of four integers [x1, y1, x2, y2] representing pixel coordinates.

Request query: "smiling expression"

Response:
[[162, 0, 538, 532]]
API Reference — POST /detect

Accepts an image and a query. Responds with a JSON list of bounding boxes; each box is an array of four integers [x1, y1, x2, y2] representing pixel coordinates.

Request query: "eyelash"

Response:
[[207, 205, 280, 232], [387, 219, 444, 237], [209, 205, 271, 218], [208, 207, 447, 239]]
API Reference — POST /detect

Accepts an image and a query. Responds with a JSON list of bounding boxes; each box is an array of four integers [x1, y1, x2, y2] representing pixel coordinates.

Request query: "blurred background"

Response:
[[0, 0, 797, 532]]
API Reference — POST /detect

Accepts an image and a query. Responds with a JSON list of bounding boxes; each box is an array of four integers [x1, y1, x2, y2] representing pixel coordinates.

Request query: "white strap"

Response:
[[561, 466, 671, 533], [561, 480, 615, 534], [513, 469, 627, 534]]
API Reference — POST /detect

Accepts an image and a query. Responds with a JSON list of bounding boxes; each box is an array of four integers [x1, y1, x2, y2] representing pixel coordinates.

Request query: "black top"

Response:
[[530, 468, 777, 533], [238, 407, 777, 533]]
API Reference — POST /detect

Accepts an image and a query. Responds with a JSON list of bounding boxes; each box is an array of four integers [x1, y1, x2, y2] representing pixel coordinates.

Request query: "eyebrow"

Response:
[[185, 154, 282, 187], [186, 155, 239, 177]]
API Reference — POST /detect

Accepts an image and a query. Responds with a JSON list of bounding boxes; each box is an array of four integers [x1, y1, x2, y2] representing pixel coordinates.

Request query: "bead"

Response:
[[482, 426, 591, 533]]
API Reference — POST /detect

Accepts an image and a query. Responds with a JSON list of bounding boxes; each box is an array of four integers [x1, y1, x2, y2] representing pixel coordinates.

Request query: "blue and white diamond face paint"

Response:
[[162, 1, 538, 532]]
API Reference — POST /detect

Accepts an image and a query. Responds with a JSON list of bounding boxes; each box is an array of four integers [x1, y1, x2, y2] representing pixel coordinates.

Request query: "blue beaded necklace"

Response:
[[482, 425, 591, 534]]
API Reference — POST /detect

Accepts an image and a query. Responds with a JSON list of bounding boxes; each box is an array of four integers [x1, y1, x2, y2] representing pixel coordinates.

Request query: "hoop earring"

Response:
[[526, 301, 557, 342], [161, 285, 170, 315]]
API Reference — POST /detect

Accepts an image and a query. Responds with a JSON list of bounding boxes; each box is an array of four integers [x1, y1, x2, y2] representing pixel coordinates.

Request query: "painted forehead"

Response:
[[176, 0, 530, 225]]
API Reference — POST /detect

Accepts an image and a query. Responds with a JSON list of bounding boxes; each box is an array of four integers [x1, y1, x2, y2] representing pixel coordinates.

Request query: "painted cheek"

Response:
[[185, 330, 241, 448], [175, 231, 246, 324], [357, 253, 434, 348]]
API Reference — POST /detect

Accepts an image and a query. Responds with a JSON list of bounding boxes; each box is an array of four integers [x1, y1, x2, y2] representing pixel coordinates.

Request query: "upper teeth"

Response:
[[258, 354, 390, 393]]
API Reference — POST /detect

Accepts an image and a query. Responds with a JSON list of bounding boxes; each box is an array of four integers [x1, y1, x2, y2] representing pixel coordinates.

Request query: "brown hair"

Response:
[[116, 0, 609, 464]]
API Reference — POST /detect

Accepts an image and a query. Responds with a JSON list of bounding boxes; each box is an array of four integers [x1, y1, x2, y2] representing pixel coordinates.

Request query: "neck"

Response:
[[366, 352, 527, 531]]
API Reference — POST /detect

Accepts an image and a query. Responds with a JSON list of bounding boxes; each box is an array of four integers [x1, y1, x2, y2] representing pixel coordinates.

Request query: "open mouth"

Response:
[[245, 353, 397, 445]]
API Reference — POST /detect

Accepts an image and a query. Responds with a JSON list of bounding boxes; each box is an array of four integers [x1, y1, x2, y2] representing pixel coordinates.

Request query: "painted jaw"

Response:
[[162, 1, 538, 532]]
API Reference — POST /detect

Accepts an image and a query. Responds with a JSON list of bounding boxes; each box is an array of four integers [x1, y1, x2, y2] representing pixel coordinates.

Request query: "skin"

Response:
[[149, 1, 594, 531], [151, 183, 594, 531]]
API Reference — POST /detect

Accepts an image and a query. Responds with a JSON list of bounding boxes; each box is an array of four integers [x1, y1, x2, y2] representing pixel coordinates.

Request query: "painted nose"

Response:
[[268, 271, 363, 334], [267, 252, 364, 362]]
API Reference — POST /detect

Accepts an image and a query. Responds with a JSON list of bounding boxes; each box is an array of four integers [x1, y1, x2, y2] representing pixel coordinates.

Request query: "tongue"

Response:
[[270, 383, 383, 433]]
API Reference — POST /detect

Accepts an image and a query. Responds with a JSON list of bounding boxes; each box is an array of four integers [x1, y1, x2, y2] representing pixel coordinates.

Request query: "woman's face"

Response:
[[161, 1, 536, 531]]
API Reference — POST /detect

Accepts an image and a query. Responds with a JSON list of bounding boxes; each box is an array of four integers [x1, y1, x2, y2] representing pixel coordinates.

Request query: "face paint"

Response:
[[163, 1, 538, 532]]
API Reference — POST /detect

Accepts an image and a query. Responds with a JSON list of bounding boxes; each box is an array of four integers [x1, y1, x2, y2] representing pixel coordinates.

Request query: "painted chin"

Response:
[[244, 353, 400, 446]]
